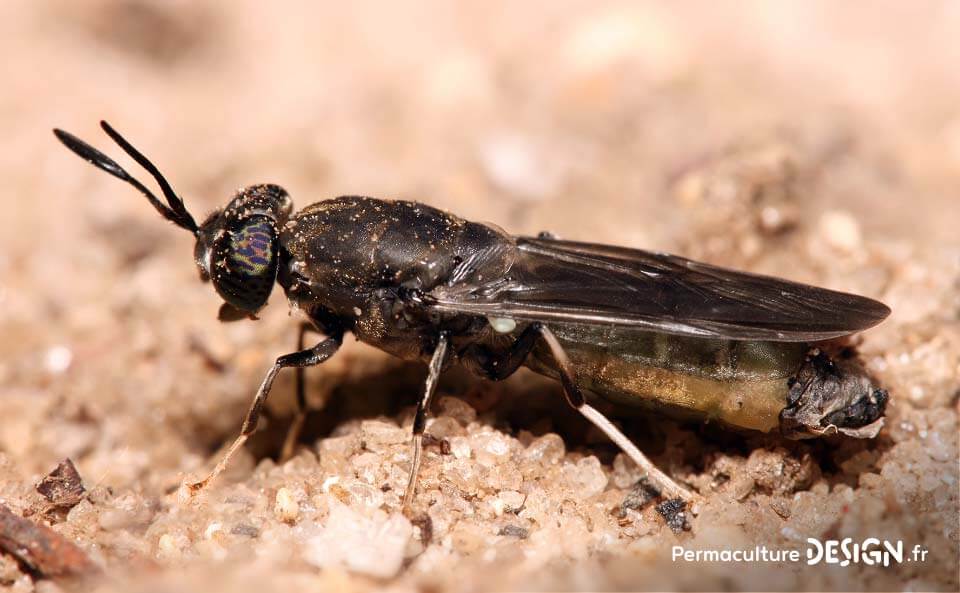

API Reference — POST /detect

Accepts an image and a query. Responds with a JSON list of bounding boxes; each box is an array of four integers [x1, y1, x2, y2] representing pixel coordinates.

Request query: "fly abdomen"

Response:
[[523, 324, 885, 438]]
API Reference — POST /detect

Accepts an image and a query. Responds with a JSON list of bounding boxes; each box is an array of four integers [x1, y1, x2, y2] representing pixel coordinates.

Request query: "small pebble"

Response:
[[524, 433, 565, 465], [359, 420, 407, 452], [449, 436, 472, 460], [474, 431, 512, 467], [434, 397, 477, 425], [304, 502, 412, 579], [498, 490, 525, 512], [655, 498, 689, 533], [818, 210, 862, 253], [204, 522, 222, 539], [43, 346, 72, 374], [274, 487, 299, 523], [562, 456, 608, 498], [498, 524, 529, 539], [619, 478, 660, 517], [156, 533, 186, 561], [230, 524, 260, 538]]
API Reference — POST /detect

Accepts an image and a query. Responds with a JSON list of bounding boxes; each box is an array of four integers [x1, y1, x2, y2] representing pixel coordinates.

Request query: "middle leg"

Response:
[[402, 332, 452, 510]]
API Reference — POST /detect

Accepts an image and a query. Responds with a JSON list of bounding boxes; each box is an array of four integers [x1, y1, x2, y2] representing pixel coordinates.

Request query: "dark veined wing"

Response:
[[430, 237, 891, 341]]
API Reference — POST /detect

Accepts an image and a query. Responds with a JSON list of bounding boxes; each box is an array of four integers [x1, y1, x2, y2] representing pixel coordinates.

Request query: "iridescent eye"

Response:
[[230, 218, 274, 275], [210, 215, 279, 312]]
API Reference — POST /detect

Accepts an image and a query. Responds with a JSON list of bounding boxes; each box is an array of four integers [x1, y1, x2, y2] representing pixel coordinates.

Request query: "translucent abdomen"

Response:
[[525, 323, 809, 433]]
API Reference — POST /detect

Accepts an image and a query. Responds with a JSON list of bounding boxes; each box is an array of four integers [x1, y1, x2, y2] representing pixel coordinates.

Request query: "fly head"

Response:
[[195, 184, 292, 317], [54, 121, 292, 321]]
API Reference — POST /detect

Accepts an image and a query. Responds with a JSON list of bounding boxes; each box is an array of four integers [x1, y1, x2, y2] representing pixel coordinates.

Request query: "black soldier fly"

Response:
[[53, 122, 891, 506]]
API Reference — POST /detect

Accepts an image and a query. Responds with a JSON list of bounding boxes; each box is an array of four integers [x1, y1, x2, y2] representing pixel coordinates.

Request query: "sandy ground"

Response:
[[1, 1, 958, 591]]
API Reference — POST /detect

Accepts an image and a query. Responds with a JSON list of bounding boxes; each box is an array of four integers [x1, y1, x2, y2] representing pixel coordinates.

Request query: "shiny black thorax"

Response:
[[277, 196, 516, 361]]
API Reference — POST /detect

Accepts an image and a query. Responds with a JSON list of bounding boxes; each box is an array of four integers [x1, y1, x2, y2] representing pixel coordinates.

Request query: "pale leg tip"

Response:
[[279, 414, 306, 463], [177, 479, 206, 504]]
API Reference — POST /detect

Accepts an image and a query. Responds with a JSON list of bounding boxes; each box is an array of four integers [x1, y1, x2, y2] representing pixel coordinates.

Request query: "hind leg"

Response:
[[461, 323, 693, 500]]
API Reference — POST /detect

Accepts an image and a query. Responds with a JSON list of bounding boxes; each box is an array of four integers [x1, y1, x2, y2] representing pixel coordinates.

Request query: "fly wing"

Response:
[[429, 237, 891, 341]]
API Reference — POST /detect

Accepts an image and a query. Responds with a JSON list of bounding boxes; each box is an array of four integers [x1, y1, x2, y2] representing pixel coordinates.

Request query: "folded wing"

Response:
[[429, 237, 890, 342]]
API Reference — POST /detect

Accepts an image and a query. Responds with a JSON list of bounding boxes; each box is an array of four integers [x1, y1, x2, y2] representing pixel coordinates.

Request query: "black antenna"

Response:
[[53, 122, 199, 234]]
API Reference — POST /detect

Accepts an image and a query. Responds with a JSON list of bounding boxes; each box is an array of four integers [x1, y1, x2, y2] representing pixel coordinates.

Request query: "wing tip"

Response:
[[850, 295, 892, 330]]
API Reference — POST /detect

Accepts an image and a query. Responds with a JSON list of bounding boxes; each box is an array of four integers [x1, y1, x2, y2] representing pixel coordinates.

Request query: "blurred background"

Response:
[[0, 1, 958, 591], [6, 1, 960, 241]]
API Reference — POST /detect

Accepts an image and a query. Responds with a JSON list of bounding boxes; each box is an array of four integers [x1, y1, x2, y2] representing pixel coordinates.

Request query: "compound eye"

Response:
[[210, 215, 279, 312]]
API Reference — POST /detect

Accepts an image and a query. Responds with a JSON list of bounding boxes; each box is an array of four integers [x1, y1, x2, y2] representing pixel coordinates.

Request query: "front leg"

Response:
[[184, 334, 342, 497]]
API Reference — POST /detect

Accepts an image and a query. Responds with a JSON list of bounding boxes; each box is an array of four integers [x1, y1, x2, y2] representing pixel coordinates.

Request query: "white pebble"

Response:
[[204, 522, 222, 539], [43, 345, 72, 374], [449, 436, 472, 459], [562, 456, 608, 498], [321, 475, 340, 492], [304, 501, 412, 578], [818, 210, 862, 253], [157, 533, 187, 561], [274, 487, 299, 523], [524, 433, 566, 465], [474, 431, 511, 466], [360, 420, 407, 451], [498, 490, 525, 512], [780, 526, 804, 541]]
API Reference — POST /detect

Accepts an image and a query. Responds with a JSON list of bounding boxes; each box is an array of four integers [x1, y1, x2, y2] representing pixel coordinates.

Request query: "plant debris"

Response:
[[655, 498, 690, 534], [498, 524, 530, 539], [0, 503, 98, 579], [619, 477, 662, 518], [36, 459, 86, 516]]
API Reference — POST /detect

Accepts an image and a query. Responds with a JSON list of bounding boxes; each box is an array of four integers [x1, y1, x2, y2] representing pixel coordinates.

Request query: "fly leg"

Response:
[[463, 323, 692, 500], [536, 326, 693, 500], [402, 332, 451, 510], [279, 322, 316, 462], [183, 334, 342, 498]]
